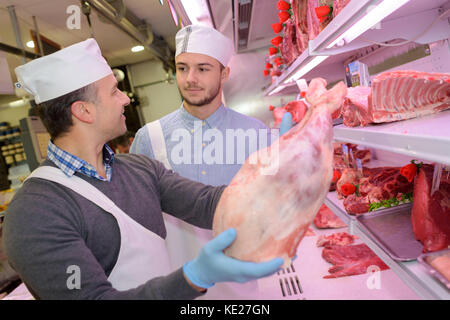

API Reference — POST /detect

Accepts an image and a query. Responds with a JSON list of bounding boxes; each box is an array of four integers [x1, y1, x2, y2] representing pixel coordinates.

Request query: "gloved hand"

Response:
[[280, 112, 293, 135], [183, 228, 283, 288]]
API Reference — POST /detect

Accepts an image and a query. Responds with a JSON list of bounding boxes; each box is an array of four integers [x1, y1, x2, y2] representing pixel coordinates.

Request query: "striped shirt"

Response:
[[46, 140, 115, 181], [130, 103, 274, 186]]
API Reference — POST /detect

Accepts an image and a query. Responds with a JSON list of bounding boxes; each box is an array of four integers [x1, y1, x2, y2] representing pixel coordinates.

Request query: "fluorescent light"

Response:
[[26, 40, 35, 48], [180, 0, 212, 27], [268, 84, 287, 96], [284, 56, 329, 84], [159, 0, 164, 5], [327, 0, 411, 49], [168, 0, 179, 27], [131, 45, 144, 52]]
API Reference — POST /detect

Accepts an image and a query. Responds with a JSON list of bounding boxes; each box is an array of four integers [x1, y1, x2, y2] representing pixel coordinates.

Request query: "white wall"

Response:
[[129, 59, 182, 123], [0, 104, 30, 126]]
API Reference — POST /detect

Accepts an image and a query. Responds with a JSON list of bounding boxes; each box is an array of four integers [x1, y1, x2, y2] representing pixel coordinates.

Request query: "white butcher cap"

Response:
[[15, 38, 112, 104], [175, 24, 234, 67]]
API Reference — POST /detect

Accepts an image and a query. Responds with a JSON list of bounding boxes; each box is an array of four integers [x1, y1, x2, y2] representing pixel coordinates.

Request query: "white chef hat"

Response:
[[175, 24, 234, 67], [15, 38, 112, 104]]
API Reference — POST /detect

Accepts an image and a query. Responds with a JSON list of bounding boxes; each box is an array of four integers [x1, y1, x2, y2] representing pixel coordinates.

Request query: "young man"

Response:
[[1, 38, 283, 299], [130, 25, 278, 299]]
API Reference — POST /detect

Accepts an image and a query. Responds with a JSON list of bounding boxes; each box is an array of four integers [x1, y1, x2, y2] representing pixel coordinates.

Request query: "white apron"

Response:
[[146, 121, 261, 300], [27, 166, 171, 291]]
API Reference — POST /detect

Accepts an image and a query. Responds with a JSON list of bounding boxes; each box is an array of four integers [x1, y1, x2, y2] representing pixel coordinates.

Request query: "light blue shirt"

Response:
[[130, 103, 275, 186]]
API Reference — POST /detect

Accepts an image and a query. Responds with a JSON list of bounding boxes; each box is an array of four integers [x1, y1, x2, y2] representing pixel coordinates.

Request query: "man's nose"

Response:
[[120, 90, 131, 105], [186, 69, 198, 84]]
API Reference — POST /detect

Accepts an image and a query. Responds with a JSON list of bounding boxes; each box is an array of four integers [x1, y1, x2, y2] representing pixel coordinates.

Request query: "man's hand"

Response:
[[183, 228, 283, 289]]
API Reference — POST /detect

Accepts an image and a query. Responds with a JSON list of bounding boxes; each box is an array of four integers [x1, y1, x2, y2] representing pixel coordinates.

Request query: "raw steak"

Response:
[[322, 244, 389, 278], [291, 0, 309, 55], [213, 78, 348, 267], [279, 19, 300, 66], [333, 0, 351, 18], [316, 232, 357, 247], [411, 164, 450, 252], [313, 204, 347, 228], [369, 70, 450, 124], [341, 86, 372, 127]]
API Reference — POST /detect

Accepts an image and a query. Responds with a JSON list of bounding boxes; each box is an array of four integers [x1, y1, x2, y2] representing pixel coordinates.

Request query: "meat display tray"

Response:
[[355, 204, 423, 261], [417, 249, 450, 290]]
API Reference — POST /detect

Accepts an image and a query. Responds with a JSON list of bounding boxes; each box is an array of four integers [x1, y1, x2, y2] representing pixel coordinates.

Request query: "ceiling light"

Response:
[[326, 0, 411, 49], [26, 40, 35, 48], [131, 45, 144, 52], [159, 0, 164, 4], [284, 56, 329, 84], [180, 0, 212, 27]]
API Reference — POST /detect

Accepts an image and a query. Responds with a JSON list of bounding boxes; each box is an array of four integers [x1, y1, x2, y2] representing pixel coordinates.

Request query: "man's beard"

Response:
[[181, 82, 221, 107]]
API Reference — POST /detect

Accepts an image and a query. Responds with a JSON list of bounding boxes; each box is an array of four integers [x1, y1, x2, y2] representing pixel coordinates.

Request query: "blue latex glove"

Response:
[[280, 112, 293, 136], [183, 228, 284, 288]]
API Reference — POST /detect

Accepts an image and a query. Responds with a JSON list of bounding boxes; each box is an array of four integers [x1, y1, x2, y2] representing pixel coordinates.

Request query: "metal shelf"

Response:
[[352, 220, 450, 300], [334, 111, 450, 166], [324, 191, 450, 300]]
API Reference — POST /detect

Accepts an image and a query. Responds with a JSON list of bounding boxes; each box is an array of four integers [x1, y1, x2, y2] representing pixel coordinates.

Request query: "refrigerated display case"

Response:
[[263, 0, 450, 299]]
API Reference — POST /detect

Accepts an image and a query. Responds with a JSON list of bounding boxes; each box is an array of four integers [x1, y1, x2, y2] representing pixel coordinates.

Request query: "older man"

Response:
[[2, 38, 282, 300]]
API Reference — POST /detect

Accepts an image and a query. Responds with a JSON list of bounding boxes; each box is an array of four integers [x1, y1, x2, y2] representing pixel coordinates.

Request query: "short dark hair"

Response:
[[37, 83, 97, 139], [111, 130, 135, 148]]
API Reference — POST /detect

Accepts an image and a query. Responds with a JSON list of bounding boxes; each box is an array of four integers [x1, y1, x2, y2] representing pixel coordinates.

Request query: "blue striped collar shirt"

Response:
[[46, 140, 115, 181]]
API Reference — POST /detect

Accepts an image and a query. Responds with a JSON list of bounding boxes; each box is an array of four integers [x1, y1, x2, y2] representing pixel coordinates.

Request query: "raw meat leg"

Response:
[[213, 79, 347, 267]]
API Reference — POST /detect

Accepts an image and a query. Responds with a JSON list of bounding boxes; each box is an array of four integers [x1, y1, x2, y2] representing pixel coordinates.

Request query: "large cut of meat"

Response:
[[313, 204, 347, 228], [316, 232, 357, 247], [339, 167, 414, 214], [322, 244, 389, 278], [411, 164, 450, 252], [369, 70, 450, 124], [213, 79, 348, 267], [306, 0, 320, 40], [333, 0, 351, 18], [291, 0, 309, 55], [279, 19, 300, 66], [341, 86, 372, 127]]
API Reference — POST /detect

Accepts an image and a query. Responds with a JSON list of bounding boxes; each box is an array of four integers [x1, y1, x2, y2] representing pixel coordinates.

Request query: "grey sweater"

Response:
[[2, 154, 225, 299]]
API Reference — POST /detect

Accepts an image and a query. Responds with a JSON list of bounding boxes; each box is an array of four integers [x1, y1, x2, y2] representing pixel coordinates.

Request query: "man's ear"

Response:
[[221, 66, 230, 82], [71, 101, 95, 124]]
